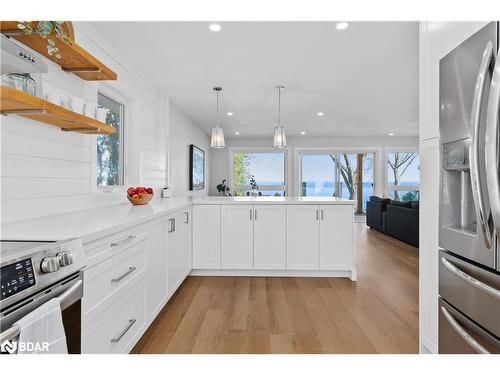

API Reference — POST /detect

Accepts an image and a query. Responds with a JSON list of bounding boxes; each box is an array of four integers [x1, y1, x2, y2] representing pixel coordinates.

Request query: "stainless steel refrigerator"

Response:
[[439, 21, 500, 354]]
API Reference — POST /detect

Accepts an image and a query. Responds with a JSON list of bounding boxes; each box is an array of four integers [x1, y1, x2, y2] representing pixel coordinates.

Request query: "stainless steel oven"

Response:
[[0, 239, 85, 354]]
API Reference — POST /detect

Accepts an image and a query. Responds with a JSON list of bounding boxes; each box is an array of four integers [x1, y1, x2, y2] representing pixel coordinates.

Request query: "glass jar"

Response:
[[1, 73, 37, 96]]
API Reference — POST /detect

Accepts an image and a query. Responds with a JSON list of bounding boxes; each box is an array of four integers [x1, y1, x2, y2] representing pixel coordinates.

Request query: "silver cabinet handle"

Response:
[[441, 257, 500, 301], [469, 41, 494, 249], [250, 208, 253, 220], [440, 306, 489, 354], [316, 209, 319, 220], [110, 319, 136, 343], [485, 45, 500, 243], [321, 209, 324, 220], [168, 218, 176, 233], [110, 235, 136, 247], [184, 212, 189, 224], [254, 209, 257, 220], [111, 266, 137, 283]]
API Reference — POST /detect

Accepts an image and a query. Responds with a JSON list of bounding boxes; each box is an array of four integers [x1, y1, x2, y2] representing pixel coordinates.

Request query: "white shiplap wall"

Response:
[[0, 22, 171, 223]]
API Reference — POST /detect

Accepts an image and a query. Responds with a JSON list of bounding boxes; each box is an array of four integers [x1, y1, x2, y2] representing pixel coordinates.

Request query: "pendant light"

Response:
[[273, 85, 287, 149], [210, 87, 225, 149]]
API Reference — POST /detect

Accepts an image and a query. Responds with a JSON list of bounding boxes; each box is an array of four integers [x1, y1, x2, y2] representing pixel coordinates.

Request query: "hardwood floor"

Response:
[[132, 223, 419, 353]]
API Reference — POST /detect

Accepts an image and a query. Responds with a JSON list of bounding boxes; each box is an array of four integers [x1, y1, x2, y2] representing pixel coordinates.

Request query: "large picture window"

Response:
[[96, 93, 124, 187], [299, 151, 375, 213], [387, 151, 420, 201], [230, 150, 287, 196]]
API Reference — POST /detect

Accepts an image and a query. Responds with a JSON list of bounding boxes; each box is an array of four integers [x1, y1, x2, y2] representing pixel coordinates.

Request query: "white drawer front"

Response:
[[82, 238, 147, 325], [82, 283, 147, 354], [84, 229, 147, 268]]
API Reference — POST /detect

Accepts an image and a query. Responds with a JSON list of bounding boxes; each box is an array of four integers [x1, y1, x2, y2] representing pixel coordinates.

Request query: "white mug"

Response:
[[68, 95, 85, 114], [83, 102, 96, 118], [95, 107, 108, 123]]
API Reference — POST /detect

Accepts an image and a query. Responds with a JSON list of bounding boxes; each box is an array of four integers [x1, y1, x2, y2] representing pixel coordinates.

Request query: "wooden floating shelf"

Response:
[[0, 21, 117, 81], [0, 86, 116, 135]]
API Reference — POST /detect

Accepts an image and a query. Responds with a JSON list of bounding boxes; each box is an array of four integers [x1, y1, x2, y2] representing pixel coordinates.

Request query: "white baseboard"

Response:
[[190, 269, 357, 281]]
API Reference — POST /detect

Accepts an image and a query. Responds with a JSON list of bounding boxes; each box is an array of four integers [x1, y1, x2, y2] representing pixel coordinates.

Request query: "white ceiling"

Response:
[[90, 22, 419, 139]]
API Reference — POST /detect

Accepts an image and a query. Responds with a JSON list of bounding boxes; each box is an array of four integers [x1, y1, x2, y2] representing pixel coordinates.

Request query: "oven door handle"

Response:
[[440, 306, 490, 354], [57, 279, 83, 310], [0, 279, 83, 345]]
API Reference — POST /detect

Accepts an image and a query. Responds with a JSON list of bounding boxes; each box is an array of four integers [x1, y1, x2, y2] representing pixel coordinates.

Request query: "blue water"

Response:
[[253, 181, 418, 211]]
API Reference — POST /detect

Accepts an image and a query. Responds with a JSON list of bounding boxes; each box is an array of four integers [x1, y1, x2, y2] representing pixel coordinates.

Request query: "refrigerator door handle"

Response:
[[441, 257, 500, 301], [440, 306, 490, 354], [485, 46, 500, 242], [469, 41, 494, 249]]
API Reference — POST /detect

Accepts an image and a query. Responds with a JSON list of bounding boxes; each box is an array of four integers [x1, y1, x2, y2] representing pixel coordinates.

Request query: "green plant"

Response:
[[401, 191, 419, 202], [216, 179, 231, 195], [249, 175, 258, 190], [16, 21, 72, 60]]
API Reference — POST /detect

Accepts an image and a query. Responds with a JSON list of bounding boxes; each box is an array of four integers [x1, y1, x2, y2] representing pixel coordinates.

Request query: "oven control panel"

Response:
[[0, 257, 36, 300]]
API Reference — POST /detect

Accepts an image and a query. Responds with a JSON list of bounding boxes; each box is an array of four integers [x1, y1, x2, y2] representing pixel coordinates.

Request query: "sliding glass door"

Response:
[[300, 151, 375, 213]]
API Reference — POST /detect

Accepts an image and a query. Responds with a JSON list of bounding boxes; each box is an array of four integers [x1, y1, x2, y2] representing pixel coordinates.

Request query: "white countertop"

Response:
[[192, 196, 356, 205], [0, 196, 355, 243]]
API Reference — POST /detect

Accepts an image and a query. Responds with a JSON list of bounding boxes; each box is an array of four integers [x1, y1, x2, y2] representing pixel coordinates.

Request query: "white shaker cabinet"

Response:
[[166, 213, 182, 297], [253, 205, 286, 270], [193, 205, 221, 269], [319, 205, 354, 271], [167, 209, 192, 297], [221, 204, 254, 269], [147, 217, 169, 319], [181, 208, 192, 279], [286, 205, 320, 270]]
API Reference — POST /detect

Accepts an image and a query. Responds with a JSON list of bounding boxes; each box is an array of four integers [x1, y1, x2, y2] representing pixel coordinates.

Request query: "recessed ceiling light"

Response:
[[336, 22, 349, 31], [235, 131, 240, 135], [227, 112, 233, 116], [300, 131, 306, 135], [317, 112, 324, 116], [209, 23, 221, 32], [389, 132, 395, 136]]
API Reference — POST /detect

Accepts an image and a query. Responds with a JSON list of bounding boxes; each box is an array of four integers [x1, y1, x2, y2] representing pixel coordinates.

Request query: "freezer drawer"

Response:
[[439, 298, 500, 354], [439, 251, 500, 338]]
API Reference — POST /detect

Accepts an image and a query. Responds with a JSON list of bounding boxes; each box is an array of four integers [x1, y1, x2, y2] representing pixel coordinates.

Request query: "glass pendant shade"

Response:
[[273, 126, 287, 148], [211, 126, 225, 148], [273, 86, 287, 149], [210, 87, 225, 149]]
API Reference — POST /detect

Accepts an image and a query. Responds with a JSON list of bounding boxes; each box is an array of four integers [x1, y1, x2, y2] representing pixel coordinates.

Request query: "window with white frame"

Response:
[[230, 149, 287, 196], [96, 93, 124, 187], [386, 151, 420, 201], [298, 150, 375, 213]]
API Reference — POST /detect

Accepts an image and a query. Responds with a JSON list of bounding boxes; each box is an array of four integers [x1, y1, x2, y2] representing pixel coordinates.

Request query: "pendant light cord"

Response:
[[276, 86, 283, 127], [278, 88, 281, 126]]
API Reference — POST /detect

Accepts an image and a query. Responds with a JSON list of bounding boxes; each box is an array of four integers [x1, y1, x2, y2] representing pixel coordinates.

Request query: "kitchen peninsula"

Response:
[[1, 196, 356, 353], [2, 196, 356, 279]]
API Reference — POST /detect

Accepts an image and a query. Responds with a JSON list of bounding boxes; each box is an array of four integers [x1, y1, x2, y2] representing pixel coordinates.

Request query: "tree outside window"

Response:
[[97, 93, 124, 187], [387, 152, 419, 201], [231, 151, 286, 196]]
